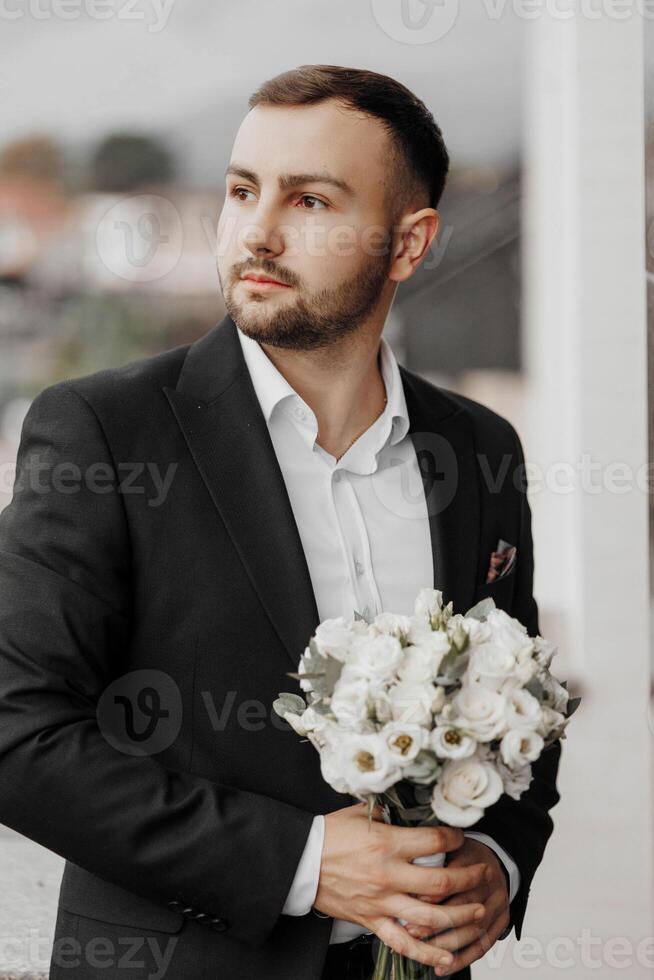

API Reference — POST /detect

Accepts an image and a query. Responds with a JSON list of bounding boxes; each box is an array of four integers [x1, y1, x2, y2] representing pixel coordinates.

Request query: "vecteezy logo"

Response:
[[97, 669, 182, 757], [95, 194, 183, 284], [370, 431, 458, 520], [370, 0, 459, 44]]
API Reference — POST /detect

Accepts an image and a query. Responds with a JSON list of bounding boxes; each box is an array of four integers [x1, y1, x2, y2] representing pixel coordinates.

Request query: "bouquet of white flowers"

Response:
[[274, 588, 578, 980]]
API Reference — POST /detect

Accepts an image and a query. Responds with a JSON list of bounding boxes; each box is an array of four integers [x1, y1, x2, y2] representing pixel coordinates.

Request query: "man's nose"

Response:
[[242, 199, 284, 257]]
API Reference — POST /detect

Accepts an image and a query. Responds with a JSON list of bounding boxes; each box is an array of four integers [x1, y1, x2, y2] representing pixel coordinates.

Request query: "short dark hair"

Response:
[[247, 64, 450, 222]]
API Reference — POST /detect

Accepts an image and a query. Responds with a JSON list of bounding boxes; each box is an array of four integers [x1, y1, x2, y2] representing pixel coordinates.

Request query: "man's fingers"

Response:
[[408, 920, 486, 951], [408, 860, 490, 900], [394, 824, 465, 860], [389, 897, 485, 934], [374, 917, 455, 971], [416, 885, 488, 907], [436, 911, 510, 975]]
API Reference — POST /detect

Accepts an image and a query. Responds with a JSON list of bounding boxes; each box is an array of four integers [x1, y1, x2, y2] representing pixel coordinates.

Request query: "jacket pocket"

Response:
[[473, 561, 517, 610], [58, 860, 185, 934]]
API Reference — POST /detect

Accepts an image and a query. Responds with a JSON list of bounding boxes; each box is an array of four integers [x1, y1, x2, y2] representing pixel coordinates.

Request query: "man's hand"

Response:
[[405, 837, 511, 975], [314, 804, 490, 972]]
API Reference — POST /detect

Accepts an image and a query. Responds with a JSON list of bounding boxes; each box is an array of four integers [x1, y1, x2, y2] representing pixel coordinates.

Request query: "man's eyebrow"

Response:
[[225, 163, 353, 196]]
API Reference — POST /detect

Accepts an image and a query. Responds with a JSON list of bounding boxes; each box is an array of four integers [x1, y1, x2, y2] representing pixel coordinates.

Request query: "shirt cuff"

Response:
[[282, 814, 325, 916], [464, 830, 520, 939]]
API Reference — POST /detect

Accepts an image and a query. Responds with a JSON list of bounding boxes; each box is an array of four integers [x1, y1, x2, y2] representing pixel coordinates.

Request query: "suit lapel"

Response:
[[164, 315, 481, 670], [400, 368, 481, 617]]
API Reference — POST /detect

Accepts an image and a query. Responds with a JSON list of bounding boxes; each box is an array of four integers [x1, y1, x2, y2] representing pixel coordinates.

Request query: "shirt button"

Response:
[[354, 559, 364, 577], [293, 406, 306, 420], [333, 470, 341, 483]]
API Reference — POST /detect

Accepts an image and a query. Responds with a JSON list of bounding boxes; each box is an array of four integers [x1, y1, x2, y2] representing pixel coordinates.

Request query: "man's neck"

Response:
[[258, 332, 387, 461]]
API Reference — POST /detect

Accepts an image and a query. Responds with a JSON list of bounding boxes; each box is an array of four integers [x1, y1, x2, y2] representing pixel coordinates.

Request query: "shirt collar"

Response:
[[236, 325, 410, 472]]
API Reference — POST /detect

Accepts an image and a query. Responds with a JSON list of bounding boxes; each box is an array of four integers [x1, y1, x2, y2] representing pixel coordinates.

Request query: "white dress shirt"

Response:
[[236, 325, 520, 944]]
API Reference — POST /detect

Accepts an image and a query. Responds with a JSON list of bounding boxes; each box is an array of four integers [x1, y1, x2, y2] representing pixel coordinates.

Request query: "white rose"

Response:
[[389, 681, 439, 727], [381, 721, 427, 765], [411, 631, 451, 670], [398, 644, 443, 684], [347, 634, 404, 682], [467, 643, 517, 692], [431, 756, 504, 827], [407, 615, 433, 644], [537, 706, 567, 738], [533, 635, 557, 669], [459, 616, 492, 645], [497, 759, 533, 800], [330, 680, 370, 729], [538, 672, 569, 713], [320, 744, 349, 794], [485, 608, 535, 659], [431, 726, 478, 760], [505, 688, 542, 732], [500, 729, 544, 768], [338, 733, 402, 796], [372, 612, 413, 642], [313, 617, 355, 662], [452, 683, 507, 742], [414, 588, 444, 622]]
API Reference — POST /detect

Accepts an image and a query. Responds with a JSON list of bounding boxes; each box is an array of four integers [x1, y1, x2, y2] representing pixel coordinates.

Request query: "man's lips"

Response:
[[240, 274, 291, 289]]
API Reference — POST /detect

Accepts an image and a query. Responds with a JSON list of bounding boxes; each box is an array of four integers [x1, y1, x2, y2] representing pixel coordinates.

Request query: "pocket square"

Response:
[[485, 538, 517, 583]]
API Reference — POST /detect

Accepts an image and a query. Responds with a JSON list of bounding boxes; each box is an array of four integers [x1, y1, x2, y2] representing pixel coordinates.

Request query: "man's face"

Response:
[[215, 100, 397, 351]]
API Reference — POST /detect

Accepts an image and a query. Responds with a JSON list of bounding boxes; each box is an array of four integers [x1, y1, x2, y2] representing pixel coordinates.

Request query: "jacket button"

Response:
[[166, 901, 184, 911], [192, 912, 210, 924], [210, 917, 228, 932], [180, 907, 195, 916]]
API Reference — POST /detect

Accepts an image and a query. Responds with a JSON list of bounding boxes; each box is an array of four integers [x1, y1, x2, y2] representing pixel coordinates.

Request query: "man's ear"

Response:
[[388, 208, 440, 284]]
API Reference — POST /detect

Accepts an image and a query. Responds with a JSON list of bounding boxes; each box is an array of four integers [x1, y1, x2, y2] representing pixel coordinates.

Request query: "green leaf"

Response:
[[295, 646, 344, 697], [464, 597, 496, 620], [436, 649, 470, 685], [272, 693, 306, 719], [525, 676, 545, 700], [566, 696, 581, 717]]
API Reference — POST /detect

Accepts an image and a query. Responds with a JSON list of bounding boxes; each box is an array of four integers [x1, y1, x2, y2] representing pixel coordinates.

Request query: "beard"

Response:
[[218, 250, 392, 352]]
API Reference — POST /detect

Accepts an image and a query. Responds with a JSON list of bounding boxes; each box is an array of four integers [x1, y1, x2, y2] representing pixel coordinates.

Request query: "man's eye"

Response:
[[230, 187, 255, 202], [298, 195, 327, 211], [228, 188, 327, 210]]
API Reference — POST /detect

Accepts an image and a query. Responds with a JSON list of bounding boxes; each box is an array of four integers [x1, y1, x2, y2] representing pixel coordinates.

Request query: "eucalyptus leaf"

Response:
[[295, 645, 344, 697], [403, 750, 440, 785], [395, 804, 433, 821], [435, 650, 470, 686], [464, 597, 496, 620], [525, 676, 545, 701], [272, 693, 306, 718], [566, 696, 581, 717]]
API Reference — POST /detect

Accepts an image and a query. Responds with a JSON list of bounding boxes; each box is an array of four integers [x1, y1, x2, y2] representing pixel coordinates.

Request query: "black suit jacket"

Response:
[[0, 315, 560, 980]]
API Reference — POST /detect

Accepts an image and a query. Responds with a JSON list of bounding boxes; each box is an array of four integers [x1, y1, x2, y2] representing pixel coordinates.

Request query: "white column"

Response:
[[478, 13, 653, 978]]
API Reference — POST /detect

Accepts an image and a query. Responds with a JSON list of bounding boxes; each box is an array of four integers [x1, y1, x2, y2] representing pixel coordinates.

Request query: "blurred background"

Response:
[[0, 3, 652, 977]]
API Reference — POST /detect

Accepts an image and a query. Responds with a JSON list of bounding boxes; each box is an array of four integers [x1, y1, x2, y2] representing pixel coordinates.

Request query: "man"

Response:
[[0, 65, 560, 980]]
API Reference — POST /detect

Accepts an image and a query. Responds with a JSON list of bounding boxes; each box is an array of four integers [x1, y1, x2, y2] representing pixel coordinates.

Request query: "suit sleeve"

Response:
[[470, 423, 562, 941], [0, 381, 314, 949]]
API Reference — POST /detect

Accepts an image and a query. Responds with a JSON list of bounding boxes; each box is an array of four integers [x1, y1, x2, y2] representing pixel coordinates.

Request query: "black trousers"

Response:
[[320, 935, 468, 980], [320, 935, 377, 980]]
